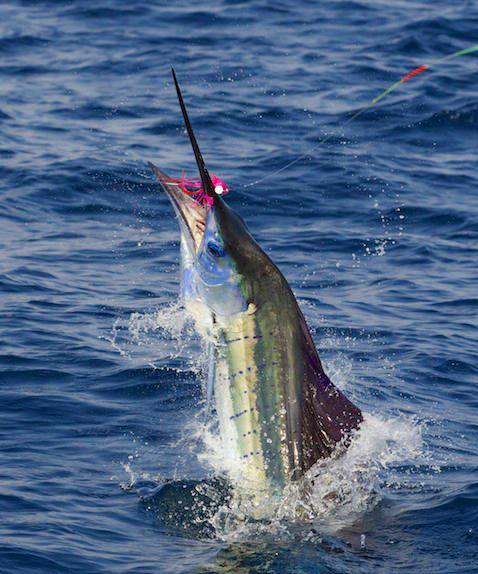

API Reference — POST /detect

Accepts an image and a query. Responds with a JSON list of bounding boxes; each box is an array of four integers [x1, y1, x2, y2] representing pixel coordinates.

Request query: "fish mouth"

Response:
[[148, 161, 206, 254]]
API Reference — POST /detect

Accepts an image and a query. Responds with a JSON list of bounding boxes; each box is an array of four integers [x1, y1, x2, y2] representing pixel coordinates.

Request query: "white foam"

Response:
[[194, 411, 424, 539]]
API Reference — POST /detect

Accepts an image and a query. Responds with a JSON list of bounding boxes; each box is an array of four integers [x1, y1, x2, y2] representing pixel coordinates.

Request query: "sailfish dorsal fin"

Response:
[[296, 308, 362, 473]]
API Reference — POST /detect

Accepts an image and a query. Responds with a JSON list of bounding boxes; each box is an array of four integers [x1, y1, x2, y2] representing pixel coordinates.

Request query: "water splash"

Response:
[[195, 412, 424, 540], [109, 301, 205, 373], [113, 303, 425, 541]]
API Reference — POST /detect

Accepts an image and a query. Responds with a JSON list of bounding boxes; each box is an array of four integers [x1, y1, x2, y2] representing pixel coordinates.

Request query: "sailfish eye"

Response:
[[207, 240, 224, 257]]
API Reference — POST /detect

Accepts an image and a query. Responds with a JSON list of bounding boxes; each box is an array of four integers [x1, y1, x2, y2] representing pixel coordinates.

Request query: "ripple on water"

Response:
[[1, 0, 477, 572]]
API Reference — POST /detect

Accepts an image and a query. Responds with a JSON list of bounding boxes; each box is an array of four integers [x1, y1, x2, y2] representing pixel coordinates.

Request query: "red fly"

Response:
[[158, 171, 229, 207]]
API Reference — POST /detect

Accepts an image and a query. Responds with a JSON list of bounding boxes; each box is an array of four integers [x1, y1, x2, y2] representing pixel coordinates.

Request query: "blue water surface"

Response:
[[1, 1, 477, 572]]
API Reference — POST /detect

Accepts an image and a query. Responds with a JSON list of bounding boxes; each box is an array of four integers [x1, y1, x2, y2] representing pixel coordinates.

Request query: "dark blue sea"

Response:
[[1, 1, 477, 572]]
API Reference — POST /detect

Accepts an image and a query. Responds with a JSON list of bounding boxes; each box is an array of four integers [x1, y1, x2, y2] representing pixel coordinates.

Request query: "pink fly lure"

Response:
[[159, 171, 229, 207]]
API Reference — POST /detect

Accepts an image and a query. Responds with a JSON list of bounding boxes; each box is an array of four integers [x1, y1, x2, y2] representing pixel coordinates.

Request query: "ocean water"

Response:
[[1, 0, 477, 572]]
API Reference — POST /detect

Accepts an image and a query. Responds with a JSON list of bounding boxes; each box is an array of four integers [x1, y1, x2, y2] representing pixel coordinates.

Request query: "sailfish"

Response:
[[148, 70, 362, 502]]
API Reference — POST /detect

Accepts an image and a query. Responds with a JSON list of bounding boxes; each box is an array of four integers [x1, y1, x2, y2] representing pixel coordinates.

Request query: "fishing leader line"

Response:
[[242, 43, 478, 190]]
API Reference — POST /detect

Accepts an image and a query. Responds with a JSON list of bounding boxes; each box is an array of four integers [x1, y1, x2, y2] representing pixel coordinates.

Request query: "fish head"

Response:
[[149, 162, 252, 317], [149, 69, 274, 318]]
